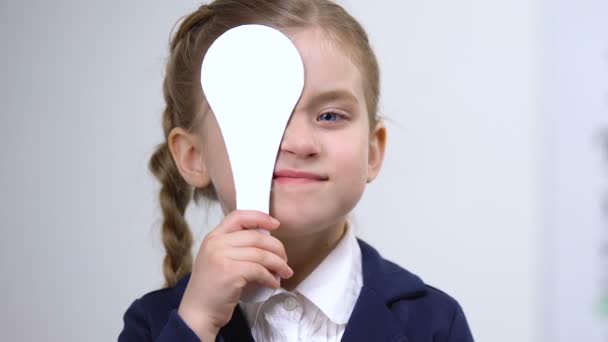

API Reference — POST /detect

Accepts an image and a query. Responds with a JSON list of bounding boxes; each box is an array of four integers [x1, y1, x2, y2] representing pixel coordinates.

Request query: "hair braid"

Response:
[[149, 139, 192, 288], [149, 5, 216, 288]]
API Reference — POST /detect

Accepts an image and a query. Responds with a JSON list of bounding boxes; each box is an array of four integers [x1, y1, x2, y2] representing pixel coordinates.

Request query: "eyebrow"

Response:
[[306, 89, 360, 109]]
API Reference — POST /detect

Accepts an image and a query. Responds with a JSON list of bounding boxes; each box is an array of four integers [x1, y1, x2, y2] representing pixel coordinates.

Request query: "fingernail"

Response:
[[271, 217, 280, 225]]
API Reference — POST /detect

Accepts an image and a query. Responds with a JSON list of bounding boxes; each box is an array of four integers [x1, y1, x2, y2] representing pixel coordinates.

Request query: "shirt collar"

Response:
[[239, 224, 363, 325], [293, 223, 363, 324]]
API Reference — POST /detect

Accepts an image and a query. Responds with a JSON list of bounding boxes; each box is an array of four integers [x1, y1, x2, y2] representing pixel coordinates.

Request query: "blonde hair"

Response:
[[149, 0, 381, 287]]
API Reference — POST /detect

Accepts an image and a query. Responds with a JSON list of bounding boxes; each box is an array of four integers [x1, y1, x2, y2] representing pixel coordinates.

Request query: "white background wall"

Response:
[[542, 0, 608, 341], [1, 0, 602, 341]]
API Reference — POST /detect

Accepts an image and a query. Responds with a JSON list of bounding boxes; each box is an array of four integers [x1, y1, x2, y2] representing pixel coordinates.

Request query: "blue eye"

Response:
[[317, 112, 342, 122]]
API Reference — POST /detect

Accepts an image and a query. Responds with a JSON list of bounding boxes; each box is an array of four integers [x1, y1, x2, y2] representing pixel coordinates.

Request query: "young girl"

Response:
[[119, 1, 474, 341]]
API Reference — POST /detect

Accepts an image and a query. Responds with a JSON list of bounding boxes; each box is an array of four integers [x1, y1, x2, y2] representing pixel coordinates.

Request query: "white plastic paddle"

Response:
[[200, 25, 304, 302]]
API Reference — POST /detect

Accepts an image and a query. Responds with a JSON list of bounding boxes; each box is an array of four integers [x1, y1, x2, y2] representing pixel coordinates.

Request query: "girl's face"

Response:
[[200, 26, 386, 237]]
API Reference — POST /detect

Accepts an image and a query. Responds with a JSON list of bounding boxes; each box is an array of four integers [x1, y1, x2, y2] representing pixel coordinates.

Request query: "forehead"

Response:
[[286, 26, 365, 103]]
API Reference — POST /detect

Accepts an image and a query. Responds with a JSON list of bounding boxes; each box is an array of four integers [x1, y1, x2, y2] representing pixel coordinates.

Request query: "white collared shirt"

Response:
[[240, 225, 363, 341]]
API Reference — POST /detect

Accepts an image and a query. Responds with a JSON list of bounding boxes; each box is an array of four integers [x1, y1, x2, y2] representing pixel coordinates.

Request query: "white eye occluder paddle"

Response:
[[200, 24, 304, 302]]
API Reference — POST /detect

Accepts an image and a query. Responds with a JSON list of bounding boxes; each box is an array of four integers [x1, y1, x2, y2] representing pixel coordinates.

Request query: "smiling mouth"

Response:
[[273, 177, 325, 184], [272, 169, 329, 183]]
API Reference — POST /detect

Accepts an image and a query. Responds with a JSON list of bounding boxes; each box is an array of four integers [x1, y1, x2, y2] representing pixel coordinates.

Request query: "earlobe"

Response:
[[167, 127, 211, 188], [367, 121, 387, 183]]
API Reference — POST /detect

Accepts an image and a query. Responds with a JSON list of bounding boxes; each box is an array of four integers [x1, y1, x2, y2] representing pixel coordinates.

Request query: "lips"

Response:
[[273, 169, 328, 181]]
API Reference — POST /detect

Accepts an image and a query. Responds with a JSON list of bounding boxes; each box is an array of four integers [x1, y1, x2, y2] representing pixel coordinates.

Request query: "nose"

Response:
[[279, 113, 320, 158]]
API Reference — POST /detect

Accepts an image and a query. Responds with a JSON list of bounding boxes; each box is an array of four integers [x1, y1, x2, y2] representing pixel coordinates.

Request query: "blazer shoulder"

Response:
[[119, 276, 191, 341], [403, 284, 474, 341], [138, 285, 180, 310], [134, 275, 189, 322], [358, 238, 463, 307], [357, 239, 474, 340], [386, 267, 473, 341], [373, 252, 465, 318], [378, 257, 464, 314]]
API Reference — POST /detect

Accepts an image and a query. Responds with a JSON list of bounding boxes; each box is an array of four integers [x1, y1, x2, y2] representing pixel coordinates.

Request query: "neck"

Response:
[[276, 221, 347, 291]]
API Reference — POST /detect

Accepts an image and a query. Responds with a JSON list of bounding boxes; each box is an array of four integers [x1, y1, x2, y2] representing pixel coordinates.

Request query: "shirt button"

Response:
[[283, 296, 298, 311]]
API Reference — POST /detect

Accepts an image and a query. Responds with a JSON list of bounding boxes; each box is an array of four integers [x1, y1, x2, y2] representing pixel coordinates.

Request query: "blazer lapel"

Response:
[[341, 239, 427, 342], [341, 286, 408, 342]]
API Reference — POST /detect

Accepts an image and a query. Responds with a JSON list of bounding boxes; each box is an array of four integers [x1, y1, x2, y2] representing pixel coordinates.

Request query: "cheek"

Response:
[[202, 117, 237, 212], [208, 155, 236, 213], [325, 131, 370, 180], [328, 140, 368, 214]]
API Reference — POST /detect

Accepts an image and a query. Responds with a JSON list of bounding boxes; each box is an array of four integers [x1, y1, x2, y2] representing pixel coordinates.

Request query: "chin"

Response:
[[271, 221, 340, 240], [269, 208, 345, 238]]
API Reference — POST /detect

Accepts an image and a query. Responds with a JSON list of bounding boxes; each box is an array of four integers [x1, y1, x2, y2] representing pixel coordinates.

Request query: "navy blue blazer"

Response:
[[119, 239, 474, 341]]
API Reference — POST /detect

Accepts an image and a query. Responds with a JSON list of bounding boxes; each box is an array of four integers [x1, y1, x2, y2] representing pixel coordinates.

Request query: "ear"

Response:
[[367, 121, 387, 183], [167, 127, 211, 188]]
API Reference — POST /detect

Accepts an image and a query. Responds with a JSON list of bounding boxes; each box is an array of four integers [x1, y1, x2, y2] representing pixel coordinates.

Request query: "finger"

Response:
[[238, 262, 281, 289], [227, 247, 293, 279], [213, 210, 280, 235], [225, 230, 288, 262]]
